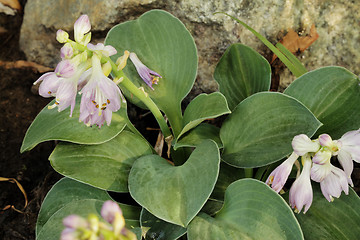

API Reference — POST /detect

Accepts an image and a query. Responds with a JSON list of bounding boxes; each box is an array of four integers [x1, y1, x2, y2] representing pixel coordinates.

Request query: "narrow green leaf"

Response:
[[36, 178, 140, 238], [49, 131, 153, 192], [276, 42, 307, 74], [296, 185, 360, 240], [187, 179, 304, 240], [213, 43, 271, 110], [220, 92, 322, 168], [140, 209, 186, 240], [174, 123, 223, 150], [216, 13, 305, 77], [177, 93, 230, 139], [284, 66, 360, 138], [129, 140, 220, 227], [21, 98, 127, 152], [105, 10, 197, 136]]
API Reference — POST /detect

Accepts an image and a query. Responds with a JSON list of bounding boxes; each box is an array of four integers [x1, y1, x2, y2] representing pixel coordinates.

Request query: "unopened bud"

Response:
[[56, 29, 69, 43], [63, 215, 88, 229], [116, 50, 130, 71]]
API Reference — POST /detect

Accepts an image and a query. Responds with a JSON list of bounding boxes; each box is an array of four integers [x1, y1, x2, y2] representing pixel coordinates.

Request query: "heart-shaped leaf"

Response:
[[284, 66, 360, 139], [220, 92, 322, 168], [49, 130, 153, 192], [174, 123, 223, 150], [105, 9, 197, 136], [177, 92, 230, 139], [187, 179, 304, 240], [213, 43, 271, 111], [21, 98, 127, 152], [129, 140, 220, 227], [36, 178, 140, 239], [296, 185, 360, 240], [140, 209, 187, 240]]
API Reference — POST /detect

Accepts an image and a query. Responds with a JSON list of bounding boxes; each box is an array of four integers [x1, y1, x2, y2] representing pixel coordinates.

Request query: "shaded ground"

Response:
[[0, 2, 360, 240], [0, 5, 62, 239]]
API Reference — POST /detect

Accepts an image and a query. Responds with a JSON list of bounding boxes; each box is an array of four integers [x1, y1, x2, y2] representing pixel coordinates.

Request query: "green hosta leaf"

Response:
[[140, 209, 186, 240], [21, 98, 127, 152], [129, 140, 220, 227], [177, 92, 230, 139], [105, 9, 197, 136], [210, 162, 245, 201], [220, 92, 322, 168], [174, 123, 223, 150], [284, 66, 360, 139], [213, 43, 271, 111], [36, 178, 140, 238], [187, 179, 304, 240], [201, 199, 224, 216], [49, 131, 153, 192], [296, 185, 360, 240]]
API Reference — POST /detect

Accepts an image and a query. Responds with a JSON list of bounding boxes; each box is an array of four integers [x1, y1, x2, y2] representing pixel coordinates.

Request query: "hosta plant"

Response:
[[21, 10, 360, 240]]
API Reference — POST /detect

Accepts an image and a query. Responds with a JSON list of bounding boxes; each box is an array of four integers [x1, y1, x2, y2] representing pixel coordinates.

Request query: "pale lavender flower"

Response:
[[289, 155, 313, 213], [101, 200, 122, 224], [46, 62, 88, 117], [335, 129, 360, 178], [60, 43, 74, 59], [266, 152, 299, 193], [87, 43, 117, 57], [79, 55, 122, 127], [34, 60, 75, 98], [312, 148, 332, 164], [63, 214, 88, 229], [74, 15, 91, 45], [320, 165, 352, 202], [310, 161, 332, 182], [292, 134, 320, 156], [60, 228, 77, 240], [129, 52, 162, 89]]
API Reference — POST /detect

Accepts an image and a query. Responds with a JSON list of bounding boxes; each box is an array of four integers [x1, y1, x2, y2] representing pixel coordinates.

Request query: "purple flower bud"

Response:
[[101, 200, 122, 224], [129, 52, 162, 89], [61, 43, 74, 59], [63, 215, 88, 229], [318, 134, 333, 147], [60, 228, 77, 240], [74, 15, 91, 44]]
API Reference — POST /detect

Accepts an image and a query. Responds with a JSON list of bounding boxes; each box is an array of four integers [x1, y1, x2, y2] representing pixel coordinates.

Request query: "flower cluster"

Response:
[[34, 15, 162, 127], [266, 129, 360, 213], [61, 200, 136, 240]]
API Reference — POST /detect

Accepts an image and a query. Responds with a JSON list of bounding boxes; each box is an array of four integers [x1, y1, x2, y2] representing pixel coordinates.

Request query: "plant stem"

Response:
[[244, 168, 253, 178]]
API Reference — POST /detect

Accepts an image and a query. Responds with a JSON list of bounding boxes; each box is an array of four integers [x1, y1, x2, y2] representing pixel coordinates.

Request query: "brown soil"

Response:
[[0, 4, 62, 239]]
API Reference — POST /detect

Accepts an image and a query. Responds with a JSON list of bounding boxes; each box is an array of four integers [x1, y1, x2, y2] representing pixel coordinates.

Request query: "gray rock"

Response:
[[20, 0, 360, 94]]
